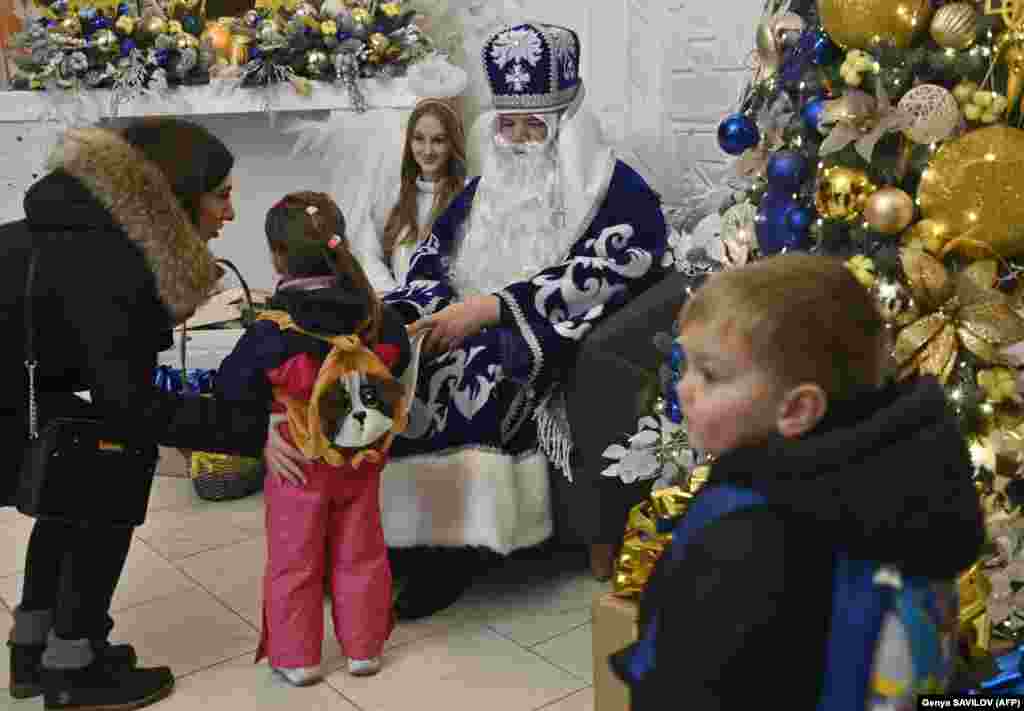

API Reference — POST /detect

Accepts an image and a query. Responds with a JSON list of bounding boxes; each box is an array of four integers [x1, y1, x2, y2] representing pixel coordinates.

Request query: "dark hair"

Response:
[[265, 191, 383, 345], [120, 118, 234, 226]]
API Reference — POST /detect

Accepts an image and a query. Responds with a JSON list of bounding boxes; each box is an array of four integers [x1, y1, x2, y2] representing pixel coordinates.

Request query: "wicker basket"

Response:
[[184, 258, 266, 502]]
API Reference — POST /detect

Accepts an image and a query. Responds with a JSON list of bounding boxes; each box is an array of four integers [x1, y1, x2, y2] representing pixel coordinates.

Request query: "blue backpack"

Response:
[[617, 485, 957, 710]]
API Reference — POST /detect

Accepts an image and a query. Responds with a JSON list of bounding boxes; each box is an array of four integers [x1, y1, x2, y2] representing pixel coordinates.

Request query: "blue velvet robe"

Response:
[[378, 160, 667, 554]]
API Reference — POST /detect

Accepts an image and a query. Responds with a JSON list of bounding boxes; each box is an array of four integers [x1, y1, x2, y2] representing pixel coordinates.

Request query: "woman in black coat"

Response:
[[0, 119, 305, 710]]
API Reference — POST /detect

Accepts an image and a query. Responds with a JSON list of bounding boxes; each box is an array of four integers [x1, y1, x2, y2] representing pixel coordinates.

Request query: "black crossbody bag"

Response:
[[18, 246, 158, 527]]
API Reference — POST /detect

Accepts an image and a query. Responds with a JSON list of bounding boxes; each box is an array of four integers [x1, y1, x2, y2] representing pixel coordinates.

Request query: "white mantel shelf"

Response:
[[0, 77, 418, 123]]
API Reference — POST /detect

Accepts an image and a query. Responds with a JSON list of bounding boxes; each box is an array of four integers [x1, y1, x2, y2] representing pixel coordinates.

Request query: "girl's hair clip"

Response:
[[306, 205, 319, 216], [327, 235, 342, 249]]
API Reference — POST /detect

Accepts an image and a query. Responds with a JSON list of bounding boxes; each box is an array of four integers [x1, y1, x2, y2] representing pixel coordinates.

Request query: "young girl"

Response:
[[354, 98, 467, 293], [215, 192, 412, 685]]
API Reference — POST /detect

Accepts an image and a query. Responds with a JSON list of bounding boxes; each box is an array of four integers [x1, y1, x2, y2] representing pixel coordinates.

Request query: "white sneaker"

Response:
[[272, 665, 322, 686], [347, 657, 381, 676]]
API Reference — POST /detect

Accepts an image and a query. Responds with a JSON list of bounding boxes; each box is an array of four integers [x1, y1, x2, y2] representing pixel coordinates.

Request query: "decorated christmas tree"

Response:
[[608, 0, 1024, 669]]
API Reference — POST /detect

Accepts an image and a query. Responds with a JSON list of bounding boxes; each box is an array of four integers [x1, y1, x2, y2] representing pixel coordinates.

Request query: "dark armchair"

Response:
[[550, 269, 703, 577]]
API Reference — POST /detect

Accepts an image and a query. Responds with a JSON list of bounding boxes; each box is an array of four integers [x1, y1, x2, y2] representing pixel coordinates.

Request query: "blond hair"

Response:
[[678, 253, 888, 400]]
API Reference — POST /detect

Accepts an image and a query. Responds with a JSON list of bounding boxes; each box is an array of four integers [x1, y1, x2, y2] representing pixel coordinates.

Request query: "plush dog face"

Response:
[[331, 372, 405, 448]]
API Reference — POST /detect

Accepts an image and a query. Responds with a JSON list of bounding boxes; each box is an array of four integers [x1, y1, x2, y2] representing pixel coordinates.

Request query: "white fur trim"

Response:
[[380, 447, 552, 554]]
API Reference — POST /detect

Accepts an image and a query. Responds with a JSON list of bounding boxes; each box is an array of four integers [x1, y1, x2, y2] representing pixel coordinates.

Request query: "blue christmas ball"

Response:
[[182, 15, 201, 34], [765, 150, 808, 191], [669, 342, 685, 373], [78, 7, 97, 21], [50, 0, 67, 14], [120, 38, 136, 56], [811, 31, 841, 66], [154, 48, 170, 67], [785, 205, 815, 235], [117, 2, 131, 15], [93, 16, 111, 30], [666, 397, 683, 425], [801, 97, 827, 134], [756, 192, 811, 255], [717, 113, 760, 156], [249, 46, 263, 62]]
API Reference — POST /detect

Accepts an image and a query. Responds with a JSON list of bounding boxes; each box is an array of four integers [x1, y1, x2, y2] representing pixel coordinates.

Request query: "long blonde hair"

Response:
[[382, 100, 467, 261]]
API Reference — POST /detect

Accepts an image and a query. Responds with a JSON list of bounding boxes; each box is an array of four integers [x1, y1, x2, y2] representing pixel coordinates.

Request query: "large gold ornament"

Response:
[[815, 165, 877, 221], [901, 218, 949, 254], [917, 126, 1024, 258], [816, 0, 932, 50], [864, 186, 914, 234], [114, 14, 135, 36], [930, 2, 978, 49], [56, 14, 81, 36], [141, 15, 167, 37], [892, 249, 1024, 382], [897, 84, 961, 145]]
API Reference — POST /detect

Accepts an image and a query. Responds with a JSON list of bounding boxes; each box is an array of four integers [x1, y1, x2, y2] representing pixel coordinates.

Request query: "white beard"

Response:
[[451, 144, 576, 298]]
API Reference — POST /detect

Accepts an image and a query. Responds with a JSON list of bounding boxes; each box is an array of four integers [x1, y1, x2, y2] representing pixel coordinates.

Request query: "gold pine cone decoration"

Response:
[[817, 0, 932, 50], [930, 2, 978, 50]]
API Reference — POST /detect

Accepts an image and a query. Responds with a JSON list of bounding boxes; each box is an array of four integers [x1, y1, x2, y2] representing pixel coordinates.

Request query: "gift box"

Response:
[[592, 592, 639, 711]]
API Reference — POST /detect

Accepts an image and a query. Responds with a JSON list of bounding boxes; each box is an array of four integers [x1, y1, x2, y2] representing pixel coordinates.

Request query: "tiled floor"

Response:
[[0, 453, 604, 711]]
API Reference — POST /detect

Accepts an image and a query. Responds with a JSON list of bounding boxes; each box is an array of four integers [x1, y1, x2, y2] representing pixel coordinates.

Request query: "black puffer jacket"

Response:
[[0, 127, 270, 506], [612, 377, 985, 710]]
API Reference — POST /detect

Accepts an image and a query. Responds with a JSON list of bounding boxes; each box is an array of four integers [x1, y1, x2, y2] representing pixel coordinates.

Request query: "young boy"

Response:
[[612, 253, 985, 709]]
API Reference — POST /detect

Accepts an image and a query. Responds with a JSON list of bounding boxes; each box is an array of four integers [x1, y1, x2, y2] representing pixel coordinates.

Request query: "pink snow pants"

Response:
[[255, 457, 394, 667]]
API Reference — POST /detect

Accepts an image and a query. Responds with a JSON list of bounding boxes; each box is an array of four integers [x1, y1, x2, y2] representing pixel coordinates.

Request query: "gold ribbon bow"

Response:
[[893, 249, 1024, 383], [257, 310, 409, 469], [819, 79, 915, 164], [612, 466, 710, 597]]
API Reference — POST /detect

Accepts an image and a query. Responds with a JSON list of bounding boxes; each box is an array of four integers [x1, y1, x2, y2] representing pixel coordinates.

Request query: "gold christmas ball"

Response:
[[917, 125, 1024, 258], [114, 14, 136, 36], [900, 218, 948, 254], [306, 48, 328, 74], [56, 14, 82, 36], [201, 21, 232, 56], [873, 277, 919, 326], [816, 0, 932, 50], [930, 2, 977, 50], [92, 28, 118, 52], [815, 165, 878, 221], [176, 32, 199, 50], [897, 83, 961, 145], [369, 32, 389, 53], [864, 186, 915, 234], [167, 19, 183, 34], [142, 15, 167, 37]]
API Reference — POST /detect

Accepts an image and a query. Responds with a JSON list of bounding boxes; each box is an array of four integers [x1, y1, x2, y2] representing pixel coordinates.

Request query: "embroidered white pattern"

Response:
[[506, 64, 531, 92], [551, 30, 577, 81], [490, 27, 544, 68]]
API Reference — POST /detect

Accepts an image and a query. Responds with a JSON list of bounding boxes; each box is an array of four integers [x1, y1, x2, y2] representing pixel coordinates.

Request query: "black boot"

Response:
[[394, 547, 480, 620], [42, 660, 174, 711], [8, 640, 138, 700]]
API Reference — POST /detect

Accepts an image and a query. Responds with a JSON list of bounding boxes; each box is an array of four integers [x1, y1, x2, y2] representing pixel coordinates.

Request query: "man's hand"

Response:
[[408, 295, 500, 355]]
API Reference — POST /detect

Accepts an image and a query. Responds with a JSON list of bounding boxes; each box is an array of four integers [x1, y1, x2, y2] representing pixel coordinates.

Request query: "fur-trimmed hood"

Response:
[[25, 127, 220, 323]]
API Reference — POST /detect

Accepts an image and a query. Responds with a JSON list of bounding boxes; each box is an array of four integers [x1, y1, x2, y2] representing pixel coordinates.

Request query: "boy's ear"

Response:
[[777, 383, 828, 439]]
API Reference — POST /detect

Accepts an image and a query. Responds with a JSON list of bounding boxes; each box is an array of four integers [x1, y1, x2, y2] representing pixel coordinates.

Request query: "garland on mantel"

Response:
[[8, 0, 435, 112]]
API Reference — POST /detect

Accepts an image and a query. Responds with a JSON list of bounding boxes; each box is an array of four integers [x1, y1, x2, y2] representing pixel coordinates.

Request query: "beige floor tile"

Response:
[[0, 510, 35, 578], [134, 505, 263, 561], [109, 589, 258, 678], [156, 447, 190, 478], [148, 475, 202, 513], [532, 623, 593, 684], [175, 536, 266, 627], [0, 539, 199, 614], [541, 688, 594, 711], [154, 654, 360, 711], [325, 624, 586, 711]]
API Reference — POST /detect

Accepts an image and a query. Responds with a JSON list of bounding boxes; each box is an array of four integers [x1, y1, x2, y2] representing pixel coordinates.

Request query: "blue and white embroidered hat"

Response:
[[482, 22, 582, 114]]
